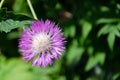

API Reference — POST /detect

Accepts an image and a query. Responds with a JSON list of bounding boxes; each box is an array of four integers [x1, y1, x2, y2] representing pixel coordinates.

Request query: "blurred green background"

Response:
[[0, 0, 120, 80]]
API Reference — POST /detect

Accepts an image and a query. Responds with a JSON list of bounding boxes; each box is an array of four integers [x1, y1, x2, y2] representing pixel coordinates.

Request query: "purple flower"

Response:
[[19, 19, 65, 67]]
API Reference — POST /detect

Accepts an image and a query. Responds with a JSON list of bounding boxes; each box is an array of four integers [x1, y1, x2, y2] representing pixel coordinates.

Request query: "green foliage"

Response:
[[13, 0, 29, 14], [112, 73, 120, 80], [0, 55, 34, 80], [79, 20, 92, 41], [66, 39, 84, 66], [97, 24, 110, 37], [0, 8, 32, 21], [0, 19, 32, 33], [55, 3, 62, 10], [98, 22, 120, 50], [85, 52, 106, 71], [107, 32, 115, 50], [7, 31, 20, 39], [96, 18, 120, 24], [0, 55, 66, 80], [64, 24, 76, 38]]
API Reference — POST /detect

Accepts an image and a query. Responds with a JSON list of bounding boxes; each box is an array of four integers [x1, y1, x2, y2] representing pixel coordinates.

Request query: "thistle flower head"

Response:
[[19, 19, 65, 67]]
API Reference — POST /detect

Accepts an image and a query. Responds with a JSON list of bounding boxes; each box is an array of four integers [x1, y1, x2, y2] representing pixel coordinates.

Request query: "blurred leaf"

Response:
[[85, 56, 96, 71], [79, 20, 92, 40], [97, 24, 110, 37], [69, 25, 76, 37], [98, 24, 120, 37], [32, 61, 61, 80], [107, 32, 115, 51], [0, 58, 34, 80], [87, 46, 94, 56], [98, 24, 120, 50], [7, 31, 20, 39], [112, 73, 120, 80], [33, 61, 61, 75], [57, 76, 66, 80], [82, 22, 92, 39], [96, 52, 106, 65], [64, 24, 76, 38], [85, 52, 106, 71], [37, 76, 52, 80], [67, 39, 84, 66], [13, 0, 29, 14], [55, 3, 62, 10], [106, 26, 120, 50], [117, 4, 120, 10], [0, 54, 6, 69], [96, 18, 120, 24], [0, 19, 32, 33], [73, 76, 79, 80], [32, 67, 51, 80], [100, 6, 109, 12], [111, 26, 120, 37], [116, 23, 120, 30]]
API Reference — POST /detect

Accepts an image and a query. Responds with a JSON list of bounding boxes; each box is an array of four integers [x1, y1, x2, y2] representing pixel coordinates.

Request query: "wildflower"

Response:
[[19, 19, 65, 67]]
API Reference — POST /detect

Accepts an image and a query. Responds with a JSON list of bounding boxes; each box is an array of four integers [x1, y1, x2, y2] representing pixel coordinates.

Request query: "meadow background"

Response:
[[0, 0, 120, 80]]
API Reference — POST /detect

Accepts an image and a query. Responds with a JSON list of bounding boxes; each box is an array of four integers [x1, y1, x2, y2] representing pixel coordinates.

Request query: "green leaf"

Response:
[[100, 6, 109, 12], [85, 56, 96, 71], [85, 52, 106, 71], [64, 24, 76, 38], [0, 58, 34, 80], [112, 73, 120, 80], [95, 52, 106, 65], [97, 24, 110, 37], [116, 23, 120, 31], [67, 39, 84, 66], [73, 76, 79, 80], [81, 21, 92, 40], [57, 76, 66, 80], [55, 3, 62, 10], [98, 25, 119, 50], [117, 3, 120, 10], [87, 46, 94, 56], [79, 20, 92, 40], [13, 0, 29, 13], [7, 31, 20, 39], [69, 25, 76, 37], [96, 18, 120, 24], [107, 32, 115, 51], [0, 19, 32, 33], [111, 26, 120, 37]]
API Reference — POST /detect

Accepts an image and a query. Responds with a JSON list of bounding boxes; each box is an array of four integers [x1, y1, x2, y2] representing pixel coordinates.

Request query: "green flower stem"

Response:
[[27, 0, 38, 20], [0, 0, 5, 9]]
